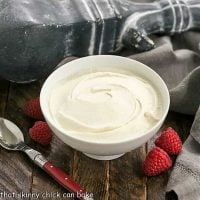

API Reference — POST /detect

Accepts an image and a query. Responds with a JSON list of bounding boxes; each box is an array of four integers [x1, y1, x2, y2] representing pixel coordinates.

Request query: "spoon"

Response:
[[0, 118, 93, 200]]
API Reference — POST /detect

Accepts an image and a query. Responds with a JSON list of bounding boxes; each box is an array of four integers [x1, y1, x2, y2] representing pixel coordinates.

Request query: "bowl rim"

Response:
[[40, 55, 170, 145]]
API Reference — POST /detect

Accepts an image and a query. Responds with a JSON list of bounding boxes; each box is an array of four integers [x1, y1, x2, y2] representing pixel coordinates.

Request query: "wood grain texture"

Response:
[[72, 151, 108, 200], [0, 82, 37, 200], [109, 147, 146, 200], [0, 80, 11, 197], [31, 136, 75, 200], [7, 81, 75, 200], [0, 80, 9, 115]]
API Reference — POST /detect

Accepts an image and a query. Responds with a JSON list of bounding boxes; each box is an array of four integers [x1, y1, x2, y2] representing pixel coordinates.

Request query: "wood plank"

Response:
[[0, 80, 11, 198], [0, 80, 9, 115], [31, 136, 75, 200], [6, 82, 42, 145], [0, 82, 41, 200], [72, 151, 109, 200], [30, 58, 79, 200], [2, 81, 75, 200], [147, 111, 194, 200], [5, 80, 75, 200], [109, 147, 146, 200]]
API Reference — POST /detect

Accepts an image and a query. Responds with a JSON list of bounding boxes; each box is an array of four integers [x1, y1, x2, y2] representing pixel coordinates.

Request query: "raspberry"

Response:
[[23, 97, 43, 120], [29, 121, 52, 145], [143, 147, 172, 176], [155, 127, 182, 155]]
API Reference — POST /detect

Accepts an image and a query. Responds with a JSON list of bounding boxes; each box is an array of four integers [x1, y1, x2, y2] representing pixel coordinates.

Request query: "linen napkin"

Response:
[[122, 32, 200, 199]]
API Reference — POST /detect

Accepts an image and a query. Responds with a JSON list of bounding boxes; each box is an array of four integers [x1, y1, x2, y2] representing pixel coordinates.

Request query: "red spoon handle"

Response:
[[43, 161, 85, 197], [23, 147, 91, 199]]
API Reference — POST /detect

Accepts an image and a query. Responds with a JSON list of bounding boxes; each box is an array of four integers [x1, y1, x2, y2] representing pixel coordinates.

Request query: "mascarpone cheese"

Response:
[[49, 71, 162, 142]]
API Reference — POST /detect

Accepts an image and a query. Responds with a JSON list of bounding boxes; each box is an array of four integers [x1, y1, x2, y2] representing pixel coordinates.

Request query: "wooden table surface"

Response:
[[0, 77, 194, 200]]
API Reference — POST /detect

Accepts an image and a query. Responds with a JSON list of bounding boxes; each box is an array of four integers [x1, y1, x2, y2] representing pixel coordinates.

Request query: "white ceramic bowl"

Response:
[[40, 55, 170, 160]]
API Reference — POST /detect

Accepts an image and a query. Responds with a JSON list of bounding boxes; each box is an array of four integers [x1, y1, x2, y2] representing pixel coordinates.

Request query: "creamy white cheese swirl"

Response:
[[49, 71, 162, 141]]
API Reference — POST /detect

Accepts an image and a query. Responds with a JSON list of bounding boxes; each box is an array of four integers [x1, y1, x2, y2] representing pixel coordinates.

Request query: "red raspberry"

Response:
[[155, 127, 182, 155], [29, 121, 52, 145], [143, 147, 172, 176], [23, 97, 43, 120]]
